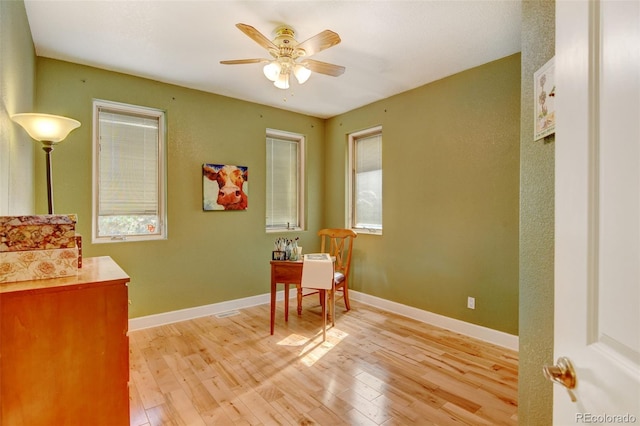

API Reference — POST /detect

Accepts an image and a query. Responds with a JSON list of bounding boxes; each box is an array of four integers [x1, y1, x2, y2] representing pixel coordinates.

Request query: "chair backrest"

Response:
[[318, 228, 357, 277]]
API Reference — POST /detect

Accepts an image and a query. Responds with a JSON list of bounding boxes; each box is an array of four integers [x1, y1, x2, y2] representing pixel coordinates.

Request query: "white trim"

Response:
[[128, 290, 518, 351], [350, 291, 519, 351], [92, 99, 167, 244], [129, 292, 274, 331]]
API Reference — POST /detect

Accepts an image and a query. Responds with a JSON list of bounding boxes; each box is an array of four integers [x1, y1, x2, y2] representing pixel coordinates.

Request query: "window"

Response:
[[348, 126, 382, 233], [266, 129, 304, 231], [92, 100, 166, 243]]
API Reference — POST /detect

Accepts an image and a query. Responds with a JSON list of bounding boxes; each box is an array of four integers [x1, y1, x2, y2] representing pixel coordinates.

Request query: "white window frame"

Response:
[[347, 125, 383, 235], [92, 99, 167, 243], [266, 128, 305, 232]]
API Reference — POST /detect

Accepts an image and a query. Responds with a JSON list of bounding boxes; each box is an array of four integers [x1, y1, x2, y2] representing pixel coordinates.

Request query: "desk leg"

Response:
[[270, 269, 276, 335], [284, 283, 289, 322]]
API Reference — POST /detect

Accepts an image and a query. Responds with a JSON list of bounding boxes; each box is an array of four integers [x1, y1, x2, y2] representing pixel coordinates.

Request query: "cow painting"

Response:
[[202, 164, 248, 211]]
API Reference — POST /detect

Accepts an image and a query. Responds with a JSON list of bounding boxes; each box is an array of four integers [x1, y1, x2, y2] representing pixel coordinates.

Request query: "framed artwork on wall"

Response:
[[534, 57, 556, 141], [202, 163, 248, 211]]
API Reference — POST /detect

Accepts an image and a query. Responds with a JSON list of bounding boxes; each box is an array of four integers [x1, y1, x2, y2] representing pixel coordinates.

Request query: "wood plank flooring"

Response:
[[129, 299, 518, 425]]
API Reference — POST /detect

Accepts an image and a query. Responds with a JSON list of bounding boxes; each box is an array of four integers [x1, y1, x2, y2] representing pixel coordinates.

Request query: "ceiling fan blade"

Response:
[[220, 59, 270, 65], [296, 30, 341, 57], [236, 23, 277, 52], [301, 59, 345, 77]]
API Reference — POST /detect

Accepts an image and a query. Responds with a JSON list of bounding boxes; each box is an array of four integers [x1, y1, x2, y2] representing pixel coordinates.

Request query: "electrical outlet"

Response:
[[467, 296, 476, 309]]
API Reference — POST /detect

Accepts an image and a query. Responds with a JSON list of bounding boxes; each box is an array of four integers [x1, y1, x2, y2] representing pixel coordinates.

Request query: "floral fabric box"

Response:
[[0, 215, 77, 252], [0, 248, 79, 283]]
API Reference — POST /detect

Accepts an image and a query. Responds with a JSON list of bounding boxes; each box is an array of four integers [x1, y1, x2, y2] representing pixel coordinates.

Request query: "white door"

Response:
[[553, 0, 640, 423]]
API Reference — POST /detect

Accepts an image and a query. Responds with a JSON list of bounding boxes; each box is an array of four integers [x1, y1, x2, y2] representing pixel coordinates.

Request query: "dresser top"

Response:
[[0, 256, 129, 294]]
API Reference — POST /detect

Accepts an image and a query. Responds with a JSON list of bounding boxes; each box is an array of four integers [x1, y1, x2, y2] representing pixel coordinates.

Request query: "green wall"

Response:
[[34, 58, 326, 317], [519, 0, 555, 424], [3, 1, 560, 417], [0, 0, 36, 214], [34, 54, 522, 335], [325, 54, 521, 335]]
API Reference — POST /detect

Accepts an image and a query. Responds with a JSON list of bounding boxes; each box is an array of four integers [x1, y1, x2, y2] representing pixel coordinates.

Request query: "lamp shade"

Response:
[[11, 113, 81, 144], [294, 65, 311, 84], [263, 62, 281, 82], [274, 72, 290, 89]]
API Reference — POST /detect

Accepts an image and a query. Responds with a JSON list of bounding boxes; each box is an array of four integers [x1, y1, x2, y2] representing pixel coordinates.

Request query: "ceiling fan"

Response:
[[220, 23, 345, 90]]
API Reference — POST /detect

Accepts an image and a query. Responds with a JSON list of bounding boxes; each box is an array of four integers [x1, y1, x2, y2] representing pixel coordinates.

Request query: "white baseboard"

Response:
[[349, 291, 518, 351], [129, 290, 518, 351], [128, 292, 273, 331]]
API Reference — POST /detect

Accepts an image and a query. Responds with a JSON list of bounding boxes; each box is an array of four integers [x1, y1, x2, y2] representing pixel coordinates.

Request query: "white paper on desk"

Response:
[[301, 253, 334, 289]]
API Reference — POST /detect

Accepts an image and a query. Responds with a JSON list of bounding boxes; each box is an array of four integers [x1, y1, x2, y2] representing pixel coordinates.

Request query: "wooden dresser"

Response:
[[0, 256, 130, 425]]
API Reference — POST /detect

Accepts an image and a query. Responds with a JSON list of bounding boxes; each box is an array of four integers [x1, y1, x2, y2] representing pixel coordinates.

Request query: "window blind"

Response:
[[354, 133, 382, 228], [266, 137, 299, 228], [98, 110, 159, 216]]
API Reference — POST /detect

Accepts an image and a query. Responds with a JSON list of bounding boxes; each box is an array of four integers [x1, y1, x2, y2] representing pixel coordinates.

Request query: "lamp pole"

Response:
[[42, 144, 54, 214]]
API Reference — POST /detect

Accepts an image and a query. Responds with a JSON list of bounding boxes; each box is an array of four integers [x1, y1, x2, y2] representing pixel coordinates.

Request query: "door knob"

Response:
[[543, 356, 577, 402]]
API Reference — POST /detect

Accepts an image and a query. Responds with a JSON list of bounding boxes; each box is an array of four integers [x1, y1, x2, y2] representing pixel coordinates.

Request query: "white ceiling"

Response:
[[24, 1, 522, 119]]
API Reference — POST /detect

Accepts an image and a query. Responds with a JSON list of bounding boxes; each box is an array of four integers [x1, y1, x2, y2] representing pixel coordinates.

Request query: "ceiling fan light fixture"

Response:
[[274, 72, 290, 89], [293, 64, 311, 84], [263, 61, 281, 82], [221, 23, 344, 90]]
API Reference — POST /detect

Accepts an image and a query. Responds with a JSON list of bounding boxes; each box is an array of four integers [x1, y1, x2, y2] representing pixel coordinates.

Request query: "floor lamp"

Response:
[[11, 113, 81, 215]]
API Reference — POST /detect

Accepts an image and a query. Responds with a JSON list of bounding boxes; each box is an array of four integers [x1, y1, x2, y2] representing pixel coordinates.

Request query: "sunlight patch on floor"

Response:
[[277, 327, 349, 366], [277, 334, 309, 346]]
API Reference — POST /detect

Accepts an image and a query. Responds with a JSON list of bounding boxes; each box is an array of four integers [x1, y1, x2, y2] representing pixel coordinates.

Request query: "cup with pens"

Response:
[[272, 237, 300, 260]]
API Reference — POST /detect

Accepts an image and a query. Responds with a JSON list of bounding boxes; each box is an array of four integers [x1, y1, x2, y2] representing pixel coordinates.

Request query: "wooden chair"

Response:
[[297, 228, 357, 317]]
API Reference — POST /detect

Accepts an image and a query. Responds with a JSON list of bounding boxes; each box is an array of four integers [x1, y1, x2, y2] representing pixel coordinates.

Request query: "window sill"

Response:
[[266, 227, 304, 233], [353, 228, 383, 236]]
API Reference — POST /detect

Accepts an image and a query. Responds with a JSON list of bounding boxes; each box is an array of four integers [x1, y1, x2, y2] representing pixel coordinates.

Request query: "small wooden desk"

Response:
[[270, 260, 303, 335]]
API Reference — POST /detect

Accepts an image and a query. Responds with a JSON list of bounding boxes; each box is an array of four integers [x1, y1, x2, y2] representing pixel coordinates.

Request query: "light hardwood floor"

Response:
[[129, 299, 518, 425]]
